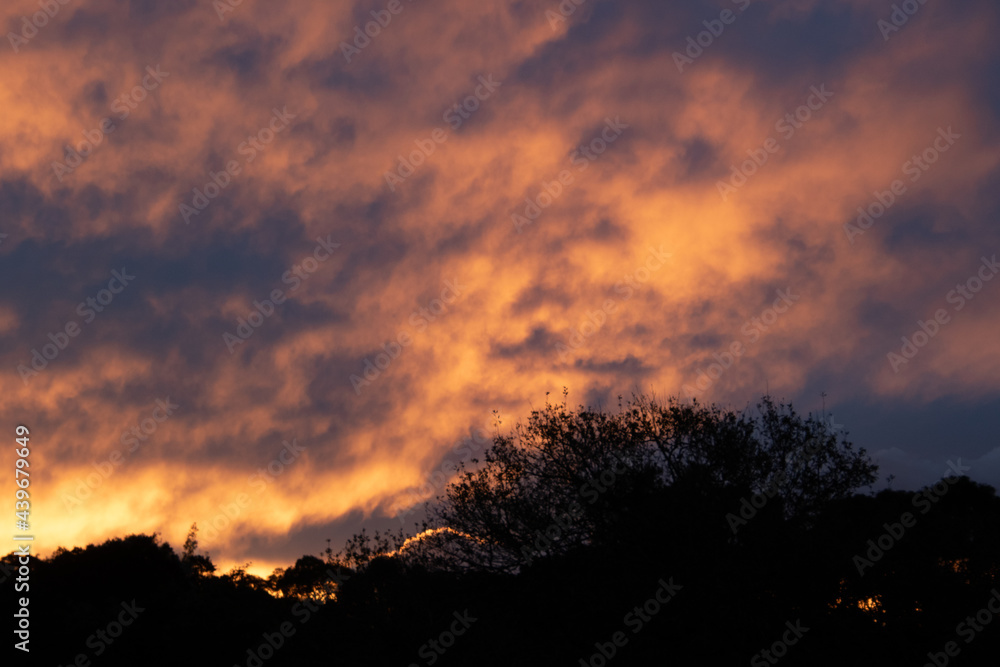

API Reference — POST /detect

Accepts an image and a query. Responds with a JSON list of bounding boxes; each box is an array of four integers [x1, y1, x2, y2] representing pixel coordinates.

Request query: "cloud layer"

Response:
[[3, 0, 999, 574]]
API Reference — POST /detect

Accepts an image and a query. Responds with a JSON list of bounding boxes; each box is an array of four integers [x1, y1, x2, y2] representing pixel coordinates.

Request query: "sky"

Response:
[[3, 0, 999, 576]]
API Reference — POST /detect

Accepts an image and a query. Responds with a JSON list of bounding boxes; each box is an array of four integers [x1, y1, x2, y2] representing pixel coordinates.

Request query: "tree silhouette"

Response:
[[416, 392, 878, 573], [7, 393, 999, 666], [180, 522, 215, 577]]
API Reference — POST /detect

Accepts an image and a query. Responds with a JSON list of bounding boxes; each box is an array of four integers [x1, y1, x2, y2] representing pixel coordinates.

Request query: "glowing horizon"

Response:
[[3, 0, 1000, 572]]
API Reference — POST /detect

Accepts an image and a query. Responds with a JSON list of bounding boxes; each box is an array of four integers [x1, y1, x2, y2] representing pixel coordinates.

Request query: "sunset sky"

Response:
[[3, 0, 999, 576]]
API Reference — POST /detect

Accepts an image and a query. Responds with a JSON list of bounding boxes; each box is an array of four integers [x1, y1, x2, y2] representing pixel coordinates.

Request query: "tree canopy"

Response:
[[416, 393, 879, 572], [7, 393, 999, 666]]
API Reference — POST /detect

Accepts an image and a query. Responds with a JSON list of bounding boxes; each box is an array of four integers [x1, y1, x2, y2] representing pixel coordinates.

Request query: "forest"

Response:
[[5, 394, 999, 666]]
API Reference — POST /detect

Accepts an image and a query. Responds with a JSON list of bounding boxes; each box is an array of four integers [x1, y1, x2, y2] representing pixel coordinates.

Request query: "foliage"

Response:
[[418, 392, 879, 572]]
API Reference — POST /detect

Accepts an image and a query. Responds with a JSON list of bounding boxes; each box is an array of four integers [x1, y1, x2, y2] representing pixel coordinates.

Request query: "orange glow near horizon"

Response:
[[2, 0, 1000, 572]]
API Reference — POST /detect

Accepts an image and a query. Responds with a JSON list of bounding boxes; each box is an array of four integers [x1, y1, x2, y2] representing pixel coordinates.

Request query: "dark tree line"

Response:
[[5, 394, 999, 666]]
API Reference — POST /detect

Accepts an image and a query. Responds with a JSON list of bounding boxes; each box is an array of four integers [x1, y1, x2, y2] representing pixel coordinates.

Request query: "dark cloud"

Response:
[[2, 0, 999, 574]]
